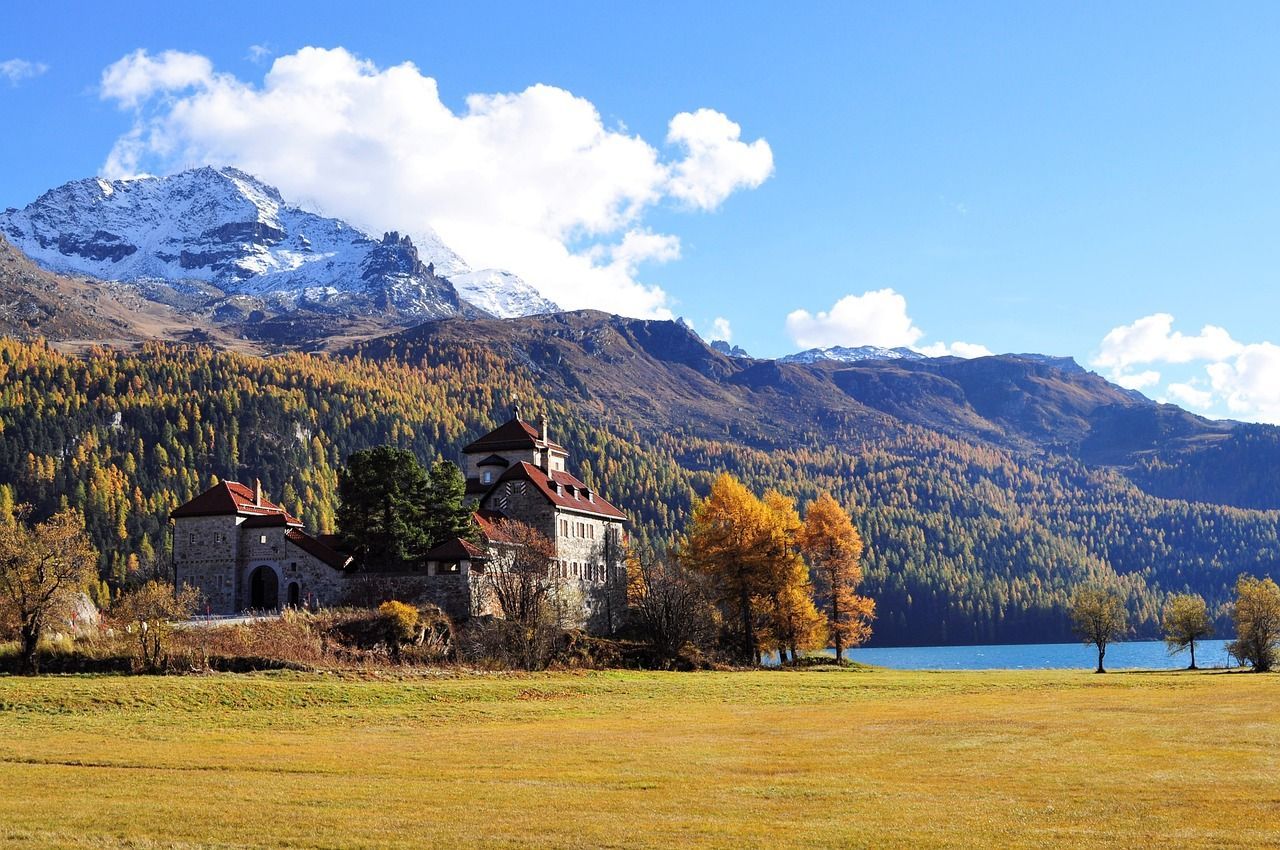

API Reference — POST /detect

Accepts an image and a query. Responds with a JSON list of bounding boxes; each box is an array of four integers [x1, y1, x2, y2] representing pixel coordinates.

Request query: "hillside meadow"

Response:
[[0, 668, 1275, 848]]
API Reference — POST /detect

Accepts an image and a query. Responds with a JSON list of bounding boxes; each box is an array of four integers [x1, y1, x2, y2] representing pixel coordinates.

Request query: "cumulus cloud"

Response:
[[1165, 381, 1213, 410], [97, 47, 772, 318], [0, 59, 49, 85], [100, 49, 215, 107], [1094, 314, 1280, 423], [785, 289, 989, 358], [1094, 313, 1242, 371], [710, 317, 732, 342], [917, 340, 994, 359], [665, 109, 774, 210], [786, 289, 924, 350], [1112, 369, 1162, 391]]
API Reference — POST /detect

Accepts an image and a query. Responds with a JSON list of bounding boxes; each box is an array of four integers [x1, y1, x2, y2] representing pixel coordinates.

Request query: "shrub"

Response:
[[379, 600, 420, 644], [112, 580, 200, 673]]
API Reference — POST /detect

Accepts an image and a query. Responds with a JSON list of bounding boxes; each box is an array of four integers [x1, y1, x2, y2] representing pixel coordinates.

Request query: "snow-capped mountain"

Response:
[[780, 345, 927, 364], [447, 269, 559, 318], [0, 166, 556, 322]]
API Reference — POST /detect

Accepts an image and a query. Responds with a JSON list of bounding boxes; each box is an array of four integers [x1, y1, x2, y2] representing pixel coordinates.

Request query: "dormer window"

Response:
[[482, 471, 492, 484], [586, 490, 594, 503]]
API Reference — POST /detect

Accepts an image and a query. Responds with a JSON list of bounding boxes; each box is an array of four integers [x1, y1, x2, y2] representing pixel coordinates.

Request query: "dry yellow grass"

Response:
[[0, 668, 1275, 849]]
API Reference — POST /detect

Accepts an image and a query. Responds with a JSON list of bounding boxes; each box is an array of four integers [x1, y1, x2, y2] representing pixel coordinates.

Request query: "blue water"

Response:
[[788, 639, 1236, 670]]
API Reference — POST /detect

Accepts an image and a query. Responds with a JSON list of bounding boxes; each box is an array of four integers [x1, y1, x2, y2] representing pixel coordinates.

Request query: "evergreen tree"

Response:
[[424, 459, 477, 545], [337, 447, 430, 569]]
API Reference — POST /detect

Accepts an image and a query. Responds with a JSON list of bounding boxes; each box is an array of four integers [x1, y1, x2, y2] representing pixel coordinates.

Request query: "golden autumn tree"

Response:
[[0, 507, 99, 674], [679, 473, 774, 663], [757, 491, 825, 664], [800, 493, 875, 662]]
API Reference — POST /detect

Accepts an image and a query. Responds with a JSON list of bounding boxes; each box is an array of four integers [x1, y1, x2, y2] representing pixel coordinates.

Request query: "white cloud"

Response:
[[246, 44, 273, 65], [710, 317, 732, 342], [785, 289, 989, 357], [1204, 343, 1280, 423], [100, 49, 215, 107], [1111, 369, 1162, 391], [917, 340, 994, 359], [1095, 314, 1280, 423], [96, 47, 772, 318], [0, 59, 49, 85], [1165, 381, 1213, 410], [665, 109, 774, 210], [1094, 313, 1242, 371], [786, 289, 925, 350]]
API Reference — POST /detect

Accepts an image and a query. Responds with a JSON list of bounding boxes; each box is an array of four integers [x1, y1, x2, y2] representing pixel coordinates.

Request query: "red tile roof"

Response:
[[171, 480, 302, 524], [285, 529, 354, 571], [424, 536, 487, 562], [487, 462, 627, 521], [473, 509, 513, 542], [462, 417, 565, 453]]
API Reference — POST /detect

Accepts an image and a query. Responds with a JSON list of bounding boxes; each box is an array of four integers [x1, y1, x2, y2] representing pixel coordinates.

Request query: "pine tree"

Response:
[[424, 459, 477, 545]]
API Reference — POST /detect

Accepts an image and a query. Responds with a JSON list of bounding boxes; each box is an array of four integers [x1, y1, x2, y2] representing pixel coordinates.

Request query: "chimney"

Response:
[[511, 401, 521, 422], [539, 413, 549, 443], [254, 478, 263, 507]]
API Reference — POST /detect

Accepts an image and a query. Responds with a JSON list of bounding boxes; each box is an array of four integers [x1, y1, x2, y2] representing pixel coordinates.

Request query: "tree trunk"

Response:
[[832, 594, 843, 664], [739, 586, 756, 665], [1189, 641, 1197, 671], [19, 622, 40, 675], [1096, 642, 1106, 674]]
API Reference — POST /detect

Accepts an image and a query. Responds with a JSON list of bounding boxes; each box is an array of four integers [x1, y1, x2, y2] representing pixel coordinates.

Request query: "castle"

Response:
[[171, 411, 628, 632]]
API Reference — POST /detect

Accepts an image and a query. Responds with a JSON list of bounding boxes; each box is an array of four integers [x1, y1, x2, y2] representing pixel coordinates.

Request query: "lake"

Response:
[[784, 639, 1237, 670]]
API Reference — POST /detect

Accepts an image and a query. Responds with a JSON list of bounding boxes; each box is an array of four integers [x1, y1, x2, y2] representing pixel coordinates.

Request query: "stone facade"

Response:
[[172, 482, 352, 614]]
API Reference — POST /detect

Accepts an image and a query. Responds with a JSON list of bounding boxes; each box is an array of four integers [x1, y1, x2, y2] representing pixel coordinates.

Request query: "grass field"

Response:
[[0, 667, 1275, 849]]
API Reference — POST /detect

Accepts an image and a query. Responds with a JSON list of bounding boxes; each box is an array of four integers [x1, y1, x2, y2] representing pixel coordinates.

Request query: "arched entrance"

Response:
[[287, 582, 301, 609], [249, 566, 279, 610]]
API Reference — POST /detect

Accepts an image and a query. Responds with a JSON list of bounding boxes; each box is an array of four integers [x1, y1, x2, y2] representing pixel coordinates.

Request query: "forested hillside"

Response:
[[2, 328, 1278, 645]]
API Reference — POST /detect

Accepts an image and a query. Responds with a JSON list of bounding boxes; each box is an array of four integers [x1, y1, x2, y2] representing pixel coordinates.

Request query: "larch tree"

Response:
[[678, 473, 773, 664], [1227, 575, 1280, 672], [799, 492, 876, 662], [758, 491, 825, 664], [1161, 593, 1213, 670], [0, 507, 99, 674], [1069, 587, 1128, 673]]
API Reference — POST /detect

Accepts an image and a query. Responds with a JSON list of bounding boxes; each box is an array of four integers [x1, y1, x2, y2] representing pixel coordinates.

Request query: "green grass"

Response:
[[0, 667, 1275, 848]]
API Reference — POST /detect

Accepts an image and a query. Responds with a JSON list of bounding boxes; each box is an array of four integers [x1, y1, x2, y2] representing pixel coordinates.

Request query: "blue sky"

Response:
[[4, 2, 1280, 420]]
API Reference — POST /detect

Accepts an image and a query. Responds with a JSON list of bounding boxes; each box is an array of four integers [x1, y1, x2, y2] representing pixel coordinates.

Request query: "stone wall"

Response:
[[173, 515, 241, 614]]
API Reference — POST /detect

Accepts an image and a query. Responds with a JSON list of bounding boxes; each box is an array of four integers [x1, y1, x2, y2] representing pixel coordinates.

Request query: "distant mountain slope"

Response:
[[350, 310, 1254, 500]]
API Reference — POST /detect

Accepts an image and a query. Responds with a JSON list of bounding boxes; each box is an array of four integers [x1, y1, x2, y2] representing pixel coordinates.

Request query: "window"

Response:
[[588, 525, 595, 540], [188, 533, 195, 546], [482, 471, 492, 484], [259, 535, 268, 544]]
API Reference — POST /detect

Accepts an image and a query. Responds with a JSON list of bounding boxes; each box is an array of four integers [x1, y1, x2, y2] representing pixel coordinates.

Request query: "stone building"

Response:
[[171, 411, 628, 631], [170, 479, 353, 613]]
